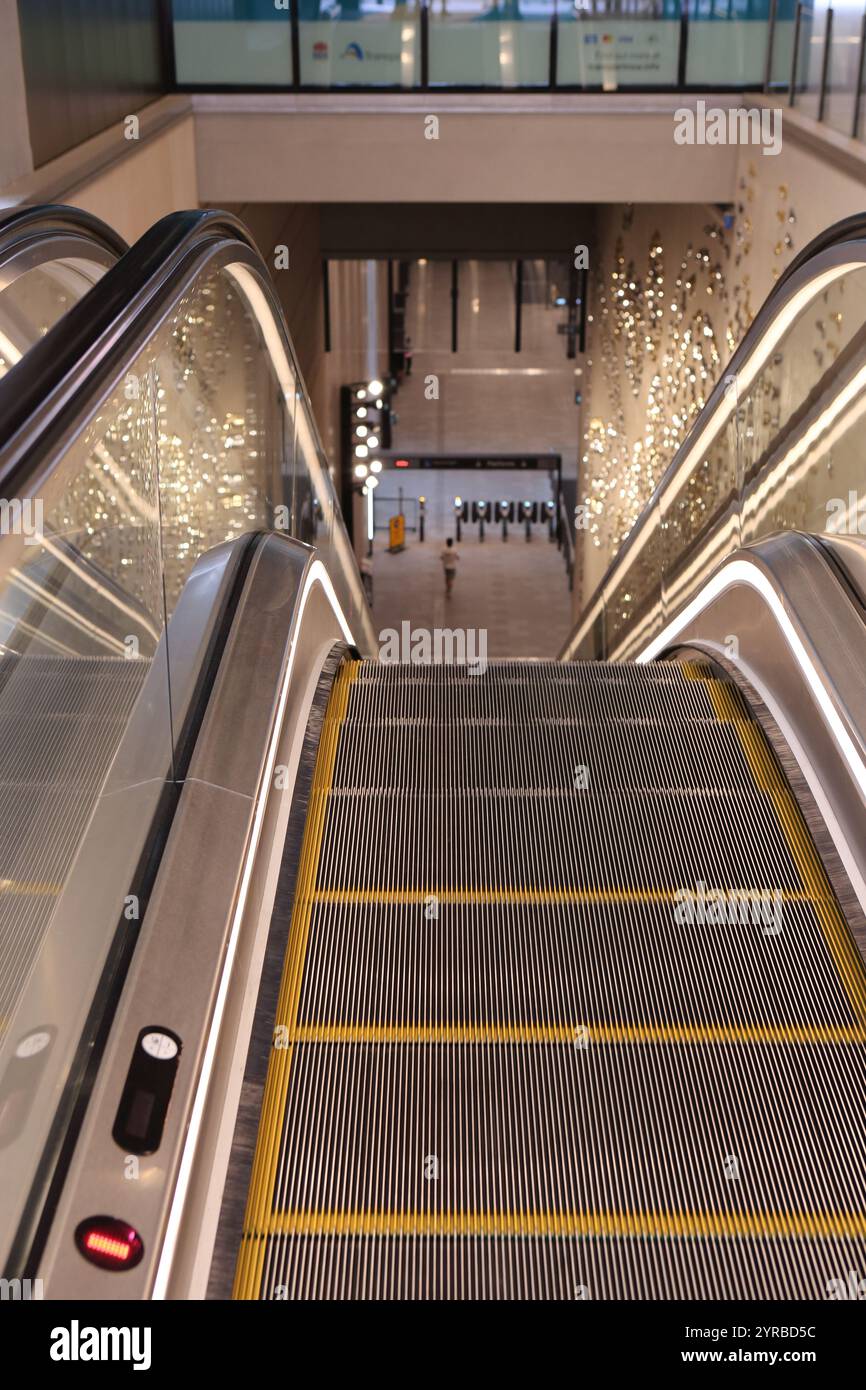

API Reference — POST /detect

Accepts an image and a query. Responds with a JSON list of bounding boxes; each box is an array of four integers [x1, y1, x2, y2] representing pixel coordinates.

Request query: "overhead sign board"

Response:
[[301, 21, 418, 87]]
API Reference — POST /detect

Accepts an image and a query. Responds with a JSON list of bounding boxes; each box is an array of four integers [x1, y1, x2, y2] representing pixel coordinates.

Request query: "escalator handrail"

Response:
[[776, 210, 866, 285], [0, 205, 376, 655], [0, 209, 260, 485], [559, 213, 866, 660], [0, 204, 128, 269]]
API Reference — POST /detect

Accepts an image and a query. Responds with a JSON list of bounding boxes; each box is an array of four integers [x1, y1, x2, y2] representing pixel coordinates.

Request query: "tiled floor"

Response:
[[370, 469, 574, 659]]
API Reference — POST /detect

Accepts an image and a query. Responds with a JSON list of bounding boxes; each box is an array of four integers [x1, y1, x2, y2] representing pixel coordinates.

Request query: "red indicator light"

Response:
[[395, 458, 410, 468], [75, 1217, 144, 1271], [86, 1231, 131, 1262]]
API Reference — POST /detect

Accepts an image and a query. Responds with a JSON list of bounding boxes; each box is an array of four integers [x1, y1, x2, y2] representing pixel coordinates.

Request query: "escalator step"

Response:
[[332, 721, 755, 791], [296, 901, 859, 1032], [262, 1040, 866, 1248], [316, 788, 801, 891], [262, 1233, 865, 1301]]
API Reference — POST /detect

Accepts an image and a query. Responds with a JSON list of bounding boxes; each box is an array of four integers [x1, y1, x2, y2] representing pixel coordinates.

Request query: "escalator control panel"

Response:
[[112, 1027, 182, 1156]]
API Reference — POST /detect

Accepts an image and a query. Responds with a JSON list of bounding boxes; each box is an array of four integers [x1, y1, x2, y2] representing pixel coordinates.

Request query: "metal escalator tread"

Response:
[[234, 659, 866, 1301]]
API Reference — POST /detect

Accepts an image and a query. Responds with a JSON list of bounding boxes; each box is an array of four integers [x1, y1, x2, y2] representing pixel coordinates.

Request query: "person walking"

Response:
[[440, 536, 459, 596]]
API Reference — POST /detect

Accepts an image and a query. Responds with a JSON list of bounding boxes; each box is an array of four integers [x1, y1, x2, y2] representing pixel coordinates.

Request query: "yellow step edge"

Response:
[[232, 658, 358, 1301], [254, 1208, 866, 1241], [312, 886, 818, 906], [290, 1021, 866, 1046]]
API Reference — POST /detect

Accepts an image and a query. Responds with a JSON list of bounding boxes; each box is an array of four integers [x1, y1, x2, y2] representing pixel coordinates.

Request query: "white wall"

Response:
[[69, 118, 199, 246], [576, 106, 866, 613], [0, 100, 198, 249], [192, 94, 740, 206]]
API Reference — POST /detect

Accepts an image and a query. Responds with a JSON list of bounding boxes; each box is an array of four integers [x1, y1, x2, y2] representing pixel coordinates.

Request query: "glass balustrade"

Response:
[[566, 246, 866, 662], [163, 0, 866, 135], [173, 0, 294, 85], [0, 234, 372, 1259]]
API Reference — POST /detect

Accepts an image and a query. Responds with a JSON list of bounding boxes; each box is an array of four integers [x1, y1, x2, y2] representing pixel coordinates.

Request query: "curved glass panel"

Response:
[[741, 264, 866, 544], [0, 257, 109, 380], [151, 261, 287, 612], [0, 232, 373, 1267], [0, 356, 171, 1265], [564, 242, 866, 661]]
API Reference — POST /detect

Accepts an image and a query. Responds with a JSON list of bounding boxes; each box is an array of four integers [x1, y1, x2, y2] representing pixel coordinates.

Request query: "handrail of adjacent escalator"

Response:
[[0, 207, 376, 655], [30, 531, 352, 1297], [0, 210, 260, 483], [558, 214, 866, 662], [0, 204, 128, 271]]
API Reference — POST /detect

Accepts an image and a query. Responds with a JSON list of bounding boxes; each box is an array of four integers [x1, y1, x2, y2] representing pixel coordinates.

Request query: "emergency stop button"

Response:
[[112, 1026, 182, 1155]]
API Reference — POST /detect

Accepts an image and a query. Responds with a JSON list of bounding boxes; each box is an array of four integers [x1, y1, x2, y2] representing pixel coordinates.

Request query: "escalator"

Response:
[[228, 659, 866, 1301], [0, 208, 864, 1302]]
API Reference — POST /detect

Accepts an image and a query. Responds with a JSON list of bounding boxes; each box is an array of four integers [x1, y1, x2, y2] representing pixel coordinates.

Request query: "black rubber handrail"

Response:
[[0, 204, 375, 659], [0, 203, 127, 266], [0, 209, 259, 494], [778, 211, 866, 287]]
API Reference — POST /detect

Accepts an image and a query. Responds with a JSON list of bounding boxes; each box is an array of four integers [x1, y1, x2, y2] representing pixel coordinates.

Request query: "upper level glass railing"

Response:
[[165, 0, 866, 146], [168, 0, 821, 93], [560, 215, 866, 662]]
